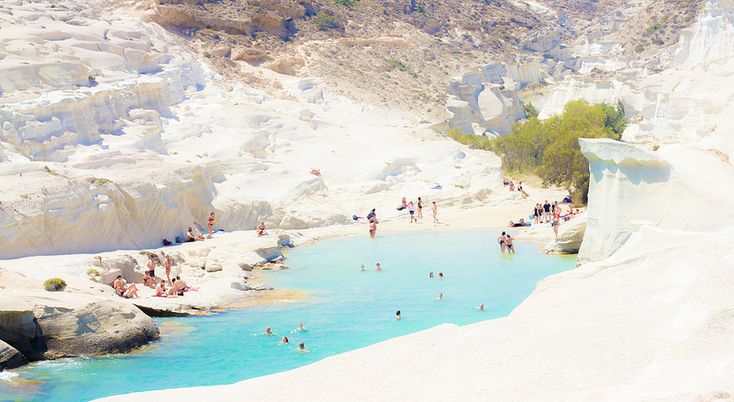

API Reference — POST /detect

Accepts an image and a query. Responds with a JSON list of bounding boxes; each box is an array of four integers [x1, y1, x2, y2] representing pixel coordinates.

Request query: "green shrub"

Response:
[[448, 100, 627, 204], [334, 0, 357, 7], [522, 102, 539, 119], [86, 268, 101, 277], [647, 20, 663, 33], [387, 59, 411, 73], [314, 12, 341, 31], [43, 165, 61, 176], [43, 278, 67, 292], [447, 128, 493, 151]]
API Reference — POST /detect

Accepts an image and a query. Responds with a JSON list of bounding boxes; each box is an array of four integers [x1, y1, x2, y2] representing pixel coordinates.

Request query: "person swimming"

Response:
[[429, 272, 434, 278], [291, 322, 307, 333], [360, 264, 365, 272], [479, 304, 485, 311], [376, 262, 382, 272], [281, 336, 289, 345], [298, 342, 309, 353], [264, 326, 275, 336], [435, 292, 443, 301], [395, 310, 401, 320], [438, 272, 444, 279]]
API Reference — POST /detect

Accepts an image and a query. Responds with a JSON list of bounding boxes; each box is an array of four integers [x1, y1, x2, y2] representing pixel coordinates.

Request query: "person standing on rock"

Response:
[[543, 200, 551, 223], [146, 255, 157, 286], [369, 217, 378, 239], [162, 252, 172, 285], [207, 212, 216, 239], [417, 197, 423, 220], [408, 201, 416, 223], [431, 201, 438, 224]]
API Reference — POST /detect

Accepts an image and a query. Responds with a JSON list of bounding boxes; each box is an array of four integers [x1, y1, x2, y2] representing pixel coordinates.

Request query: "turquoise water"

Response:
[[0, 231, 575, 401]]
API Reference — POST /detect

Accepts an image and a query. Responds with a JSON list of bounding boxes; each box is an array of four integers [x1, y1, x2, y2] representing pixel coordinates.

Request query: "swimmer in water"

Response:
[[360, 263, 365, 272], [434, 292, 443, 301], [281, 336, 289, 345], [479, 304, 485, 311], [438, 272, 444, 279], [264, 326, 275, 336], [429, 272, 434, 278], [291, 322, 307, 333], [376, 262, 382, 272], [395, 310, 401, 320], [298, 342, 309, 353]]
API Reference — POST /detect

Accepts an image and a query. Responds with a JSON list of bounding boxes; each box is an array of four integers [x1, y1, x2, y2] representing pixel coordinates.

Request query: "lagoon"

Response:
[[0, 231, 575, 401]]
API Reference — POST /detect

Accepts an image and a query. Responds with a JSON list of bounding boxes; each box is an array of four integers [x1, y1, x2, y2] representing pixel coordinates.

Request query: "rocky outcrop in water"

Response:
[[0, 294, 159, 366], [0, 339, 26, 370], [545, 214, 587, 255]]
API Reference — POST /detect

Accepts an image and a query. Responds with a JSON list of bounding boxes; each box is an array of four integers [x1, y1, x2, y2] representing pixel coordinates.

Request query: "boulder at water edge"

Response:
[[0, 292, 159, 362], [0, 339, 26, 370]]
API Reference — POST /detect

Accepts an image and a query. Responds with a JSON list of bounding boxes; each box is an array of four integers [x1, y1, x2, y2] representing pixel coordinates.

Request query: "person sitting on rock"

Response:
[[256, 221, 268, 236], [167, 278, 179, 297], [113, 275, 139, 298], [155, 280, 168, 297], [186, 227, 205, 242], [173, 276, 186, 296], [142, 271, 156, 289]]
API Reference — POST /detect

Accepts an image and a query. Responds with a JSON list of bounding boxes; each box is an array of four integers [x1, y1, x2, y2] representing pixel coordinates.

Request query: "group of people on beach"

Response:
[[503, 180, 581, 241], [182, 212, 218, 242], [398, 196, 438, 224], [178, 212, 269, 244], [504, 179, 529, 197], [262, 323, 309, 353], [110, 252, 194, 299]]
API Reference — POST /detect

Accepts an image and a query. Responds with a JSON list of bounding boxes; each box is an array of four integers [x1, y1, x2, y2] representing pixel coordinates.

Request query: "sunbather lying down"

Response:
[[508, 218, 530, 227], [310, 169, 321, 176]]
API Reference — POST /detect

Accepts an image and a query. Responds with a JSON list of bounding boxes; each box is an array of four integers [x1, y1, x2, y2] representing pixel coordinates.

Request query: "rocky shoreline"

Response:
[[0, 231, 299, 371]]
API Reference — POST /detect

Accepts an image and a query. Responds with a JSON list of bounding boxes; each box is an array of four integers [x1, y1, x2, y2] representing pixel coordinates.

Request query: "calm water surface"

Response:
[[0, 231, 575, 401]]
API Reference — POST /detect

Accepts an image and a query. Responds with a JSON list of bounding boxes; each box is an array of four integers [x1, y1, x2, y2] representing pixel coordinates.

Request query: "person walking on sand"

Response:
[[408, 201, 417, 223], [431, 201, 438, 224], [505, 233, 516, 254], [498, 232, 507, 254], [207, 212, 216, 239], [369, 218, 377, 239], [162, 251, 172, 285], [417, 197, 423, 220]]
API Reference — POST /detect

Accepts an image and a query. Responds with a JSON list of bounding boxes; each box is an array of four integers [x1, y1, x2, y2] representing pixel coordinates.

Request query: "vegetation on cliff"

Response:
[[449, 100, 627, 203]]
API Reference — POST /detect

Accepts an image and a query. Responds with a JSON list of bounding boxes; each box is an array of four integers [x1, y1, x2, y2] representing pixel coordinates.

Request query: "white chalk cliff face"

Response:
[[579, 0, 734, 262], [0, 1, 503, 259]]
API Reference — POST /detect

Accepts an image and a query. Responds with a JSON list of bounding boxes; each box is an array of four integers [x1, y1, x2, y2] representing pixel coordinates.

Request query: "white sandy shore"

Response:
[[0, 181, 567, 316]]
